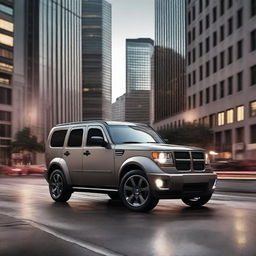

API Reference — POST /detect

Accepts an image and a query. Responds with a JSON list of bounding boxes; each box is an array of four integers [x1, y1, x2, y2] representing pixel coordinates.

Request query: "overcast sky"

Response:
[[111, 0, 154, 102]]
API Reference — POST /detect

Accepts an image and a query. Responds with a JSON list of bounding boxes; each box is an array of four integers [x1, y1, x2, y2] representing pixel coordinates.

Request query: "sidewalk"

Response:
[[0, 214, 100, 256]]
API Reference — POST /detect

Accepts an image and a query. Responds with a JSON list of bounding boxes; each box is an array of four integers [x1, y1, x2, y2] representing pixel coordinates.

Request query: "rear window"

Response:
[[68, 129, 83, 147], [50, 130, 67, 147]]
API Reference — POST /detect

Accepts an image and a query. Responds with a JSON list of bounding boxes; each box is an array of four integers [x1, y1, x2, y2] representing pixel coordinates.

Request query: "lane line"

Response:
[[0, 211, 124, 256]]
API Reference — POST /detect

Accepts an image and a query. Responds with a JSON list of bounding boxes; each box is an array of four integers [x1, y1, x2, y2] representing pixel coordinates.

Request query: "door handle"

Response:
[[83, 150, 91, 156], [64, 151, 70, 156]]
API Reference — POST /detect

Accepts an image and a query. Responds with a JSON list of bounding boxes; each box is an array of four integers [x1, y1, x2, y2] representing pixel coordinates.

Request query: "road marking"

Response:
[[0, 211, 123, 256]]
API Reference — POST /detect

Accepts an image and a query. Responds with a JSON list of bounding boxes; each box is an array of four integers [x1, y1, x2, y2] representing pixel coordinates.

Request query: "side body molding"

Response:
[[47, 158, 72, 185]]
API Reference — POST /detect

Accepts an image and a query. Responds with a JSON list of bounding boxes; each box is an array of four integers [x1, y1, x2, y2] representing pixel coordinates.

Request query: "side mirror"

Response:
[[164, 138, 169, 144], [90, 136, 108, 147]]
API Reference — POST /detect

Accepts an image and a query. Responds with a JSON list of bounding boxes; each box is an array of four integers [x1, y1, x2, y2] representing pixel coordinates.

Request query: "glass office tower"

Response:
[[154, 0, 187, 122], [82, 0, 112, 120]]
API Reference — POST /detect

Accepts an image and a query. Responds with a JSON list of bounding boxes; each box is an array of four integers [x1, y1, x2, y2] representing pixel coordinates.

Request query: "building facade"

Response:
[[154, 0, 187, 123], [154, 0, 256, 160], [0, 0, 14, 164], [82, 0, 112, 121], [112, 94, 125, 122]]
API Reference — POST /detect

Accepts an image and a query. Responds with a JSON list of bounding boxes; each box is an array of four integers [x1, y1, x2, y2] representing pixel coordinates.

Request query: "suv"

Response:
[[45, 121, 217, 212]]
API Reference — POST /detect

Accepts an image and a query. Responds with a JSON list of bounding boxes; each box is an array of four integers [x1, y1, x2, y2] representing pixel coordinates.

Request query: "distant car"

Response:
[[25, 165, 45, 175], [45, 121, 217, 212], [0, 165, 45, 175]]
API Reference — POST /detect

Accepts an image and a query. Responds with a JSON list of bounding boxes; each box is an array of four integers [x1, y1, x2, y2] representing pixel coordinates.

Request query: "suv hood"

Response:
[[114, 143, 204, 151]]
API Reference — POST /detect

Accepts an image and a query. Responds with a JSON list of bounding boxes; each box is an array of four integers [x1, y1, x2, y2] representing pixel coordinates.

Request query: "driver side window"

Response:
[[87, 128, 104, 146]]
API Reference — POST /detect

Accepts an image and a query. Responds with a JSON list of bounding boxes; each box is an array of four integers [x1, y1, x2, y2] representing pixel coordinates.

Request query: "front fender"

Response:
[[119, 156, 164, 177], [46, 158, 72, 185]]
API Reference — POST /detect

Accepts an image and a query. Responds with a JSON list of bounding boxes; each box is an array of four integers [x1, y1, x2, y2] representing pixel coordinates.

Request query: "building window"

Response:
[[0, 62, 13, 73], [210, 114, 216, 128], [251, 0, 256, 17], [236, 105, 244, 121], [237, 71, 243, 91], [213, 56, 217, 73], [213, 31, 217, 47], [237, 8, 243, 28], [0, 111, 11, 122], [220, 0, 225, 16], [193, 70, 196, 85], [192, 5, 196, 20], [205, 14, 210, 29], [188, 73, 192, 87], [200, 90, 203, 106], [0, 87, 11, 105], [206, 0, 210, 7], [192, 27, 196, 41], [250, 125, 256, 143], [0, 19, 14, 32], [228, 17, 233, 35], [226, 109, 234, 124], [213, 7, 217, 23], [206, 61, 210, 77], [188, 51, 191, 65], [250, 100, 256, 117], [251, 29, 256, 52], [220, 80, 225, 98], [220, 51, 225, 69], [237, 40, 243, 59], [218, 112, 225, 126], [199, 20, 203, 35], [206, 87, 210, 104], [0, 33, 13, 47], [0, 73, 11, 85], [228, 0, 233, 8], [192, 48, 196, 62], [193, 94, 196, 108], [199, 0, 203, 13], [213, 84, 217, 101], [251, 65, 256, 86], [188, 11, 191, 25], [188, 96, 191, 109], [236, 127, 244, 143], [0, 4, 13, 16], [199, 42, 203, 57], [228, 76, 233, 95], [227, 46, 233, 64], [0, 48, 13, 60], [188, 31, 191, 45], [199, 65, 203, 80], [220, 25, 225, 41], [205, 37, 210, 52]]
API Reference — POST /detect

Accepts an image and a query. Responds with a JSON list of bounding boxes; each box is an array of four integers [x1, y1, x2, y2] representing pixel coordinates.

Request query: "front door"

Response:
[[82, 126, 115, 188], [63, 127, 85, 185]]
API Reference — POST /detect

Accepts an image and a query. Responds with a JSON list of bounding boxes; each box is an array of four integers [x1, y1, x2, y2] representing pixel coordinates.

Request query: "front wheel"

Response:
[[119, 170, 159, 212], [182, 194, 212, 208], [49, 169, 72, 202]]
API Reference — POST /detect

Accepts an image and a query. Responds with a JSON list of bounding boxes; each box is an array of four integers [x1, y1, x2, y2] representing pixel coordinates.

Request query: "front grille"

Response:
[[174, 151, 205, 171]]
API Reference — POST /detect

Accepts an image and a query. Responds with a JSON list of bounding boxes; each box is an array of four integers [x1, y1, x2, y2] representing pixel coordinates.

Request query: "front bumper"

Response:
[[148, 172, 217, 199]]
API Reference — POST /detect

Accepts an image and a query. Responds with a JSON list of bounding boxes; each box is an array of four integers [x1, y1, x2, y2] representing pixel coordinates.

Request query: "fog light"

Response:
[[155, 179, 163, 188]]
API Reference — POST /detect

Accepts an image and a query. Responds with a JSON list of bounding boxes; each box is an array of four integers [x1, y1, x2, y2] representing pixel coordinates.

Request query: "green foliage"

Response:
[[12, 127, 44, 153], [158, 123, 213, 149]]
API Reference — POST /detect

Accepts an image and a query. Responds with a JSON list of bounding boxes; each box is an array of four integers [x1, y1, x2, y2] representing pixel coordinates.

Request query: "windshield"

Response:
[[108, 125, 164, 144]]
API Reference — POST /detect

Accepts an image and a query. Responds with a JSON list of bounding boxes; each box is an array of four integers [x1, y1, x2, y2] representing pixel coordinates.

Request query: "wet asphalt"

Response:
[[0, 176, 255, 256]]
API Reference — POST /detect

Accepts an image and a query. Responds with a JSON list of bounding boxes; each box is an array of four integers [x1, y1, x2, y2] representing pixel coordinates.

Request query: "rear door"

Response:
[[63, 127, 85, 185], [82, 125, 115, 187]]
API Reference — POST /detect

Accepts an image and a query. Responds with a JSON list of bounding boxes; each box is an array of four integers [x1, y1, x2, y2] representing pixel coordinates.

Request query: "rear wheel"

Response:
[[119, 170, 159, 212], [182, 194, 212, 208], [49, 169, 72, 202]]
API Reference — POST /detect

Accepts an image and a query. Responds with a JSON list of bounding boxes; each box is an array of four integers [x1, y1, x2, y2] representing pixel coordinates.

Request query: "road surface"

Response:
[[0, 176, 255, 256]]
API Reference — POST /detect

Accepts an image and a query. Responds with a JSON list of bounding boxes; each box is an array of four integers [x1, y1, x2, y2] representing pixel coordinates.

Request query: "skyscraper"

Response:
[[0, 0, 14, 164], [154, 0, 187, 123], [82, 0, 112, 121]]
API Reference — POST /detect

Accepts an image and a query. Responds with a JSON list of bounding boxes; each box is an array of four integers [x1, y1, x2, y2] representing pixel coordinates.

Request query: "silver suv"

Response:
[[45, 121, 217, 212]]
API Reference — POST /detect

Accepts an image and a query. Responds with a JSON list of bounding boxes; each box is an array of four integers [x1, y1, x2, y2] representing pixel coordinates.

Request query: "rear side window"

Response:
[[50, 130, 67, 147], [68, 129, 83, 147]]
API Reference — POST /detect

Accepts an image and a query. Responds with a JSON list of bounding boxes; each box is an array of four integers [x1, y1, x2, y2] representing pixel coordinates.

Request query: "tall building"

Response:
[[0, 0, 14, 164], [82, 0, 112, 121], [154, 0, 256, 160], [112, 94, 125, 122], [125, 38, 154, 124], [154, 0, 187, 123]]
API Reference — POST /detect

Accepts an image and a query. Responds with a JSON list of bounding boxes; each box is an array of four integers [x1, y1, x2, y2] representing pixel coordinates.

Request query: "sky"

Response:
[[111, 0, 154, 102]]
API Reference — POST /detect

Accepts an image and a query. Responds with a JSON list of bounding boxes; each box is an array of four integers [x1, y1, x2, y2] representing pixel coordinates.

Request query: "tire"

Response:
[[108, 192, 120, 200], [49, 169, 72, 202], [119, 170, 159, 212], [182, 194, 212, 208]]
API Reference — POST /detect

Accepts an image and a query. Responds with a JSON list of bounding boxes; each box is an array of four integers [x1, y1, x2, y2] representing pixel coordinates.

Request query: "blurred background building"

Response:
[[0, 0, 14, 164], [82, 0, 112, 121], [112, 38, 154, 125], [153, 0, 256, 160]]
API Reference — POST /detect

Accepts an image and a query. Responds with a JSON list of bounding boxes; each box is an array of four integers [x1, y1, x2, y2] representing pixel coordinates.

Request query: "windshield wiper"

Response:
[[122, 141, 142, 144]]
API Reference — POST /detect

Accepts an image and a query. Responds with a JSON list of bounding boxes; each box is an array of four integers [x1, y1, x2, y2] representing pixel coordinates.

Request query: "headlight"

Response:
[[205, 153, 210, 164], [152, 152, 173, 165]]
